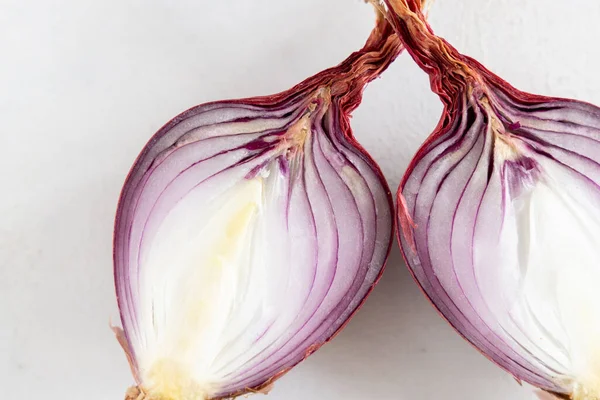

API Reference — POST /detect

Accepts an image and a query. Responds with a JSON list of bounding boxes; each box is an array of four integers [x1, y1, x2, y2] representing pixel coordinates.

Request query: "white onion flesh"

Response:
[[484, 152, 600, 394]]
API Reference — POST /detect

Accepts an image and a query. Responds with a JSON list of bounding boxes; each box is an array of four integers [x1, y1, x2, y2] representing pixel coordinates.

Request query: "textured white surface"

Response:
[[1, 0, 600, 399]]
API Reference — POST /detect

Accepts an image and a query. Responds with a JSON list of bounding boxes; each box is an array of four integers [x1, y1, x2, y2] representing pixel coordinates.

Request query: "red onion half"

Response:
[[383, 1, 600, 398], [113, 11, 403, 400]]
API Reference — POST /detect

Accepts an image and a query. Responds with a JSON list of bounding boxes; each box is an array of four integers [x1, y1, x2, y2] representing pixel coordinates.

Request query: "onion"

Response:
[[112, 9, 406, 400], [381, 1, 600, 399]]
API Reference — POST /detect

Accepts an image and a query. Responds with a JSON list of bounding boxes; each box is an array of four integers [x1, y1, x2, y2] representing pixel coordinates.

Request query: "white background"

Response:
[[2, 0, 599, 399]]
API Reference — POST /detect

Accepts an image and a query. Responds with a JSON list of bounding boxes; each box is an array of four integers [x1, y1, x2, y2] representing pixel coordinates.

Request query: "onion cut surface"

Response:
[[382, 0, 600, 398], [113, 12, 404, 400]]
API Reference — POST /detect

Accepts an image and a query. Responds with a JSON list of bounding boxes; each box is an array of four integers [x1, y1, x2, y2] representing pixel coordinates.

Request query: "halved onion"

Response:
[[381, 0, 600, 398], [113, 11, 402, 400]]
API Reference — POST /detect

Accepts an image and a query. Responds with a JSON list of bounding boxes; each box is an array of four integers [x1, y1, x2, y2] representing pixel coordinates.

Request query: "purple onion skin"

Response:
[[114, 15, 402, 399], [385, 0, 600, 397]]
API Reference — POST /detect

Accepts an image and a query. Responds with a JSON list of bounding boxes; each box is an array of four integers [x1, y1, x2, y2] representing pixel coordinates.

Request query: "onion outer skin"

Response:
[[113, 10, 410, 399], [384, 0, 600, 398]]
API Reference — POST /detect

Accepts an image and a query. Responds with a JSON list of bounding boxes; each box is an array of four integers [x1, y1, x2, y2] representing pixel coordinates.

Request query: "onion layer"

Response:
[[113, 11, 402, 400], [383, 1, 600, 398]]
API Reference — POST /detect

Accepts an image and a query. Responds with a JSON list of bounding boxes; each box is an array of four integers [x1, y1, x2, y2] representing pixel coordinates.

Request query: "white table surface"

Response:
[[2, 0, 599, 399]]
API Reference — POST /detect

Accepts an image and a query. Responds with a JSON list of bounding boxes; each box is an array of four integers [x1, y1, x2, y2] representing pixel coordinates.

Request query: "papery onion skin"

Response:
[[113, 11, 406, 400], [384, 0, 600, 398]]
